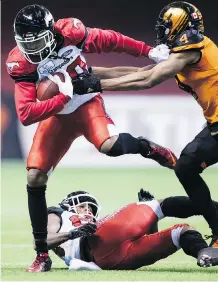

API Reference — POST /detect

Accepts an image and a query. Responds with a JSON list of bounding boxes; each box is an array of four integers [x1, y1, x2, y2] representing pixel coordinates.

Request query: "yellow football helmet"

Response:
[[155, 1, 204, 46]]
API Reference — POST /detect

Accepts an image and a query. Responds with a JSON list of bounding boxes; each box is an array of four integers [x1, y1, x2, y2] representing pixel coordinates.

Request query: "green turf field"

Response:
[[1, 161, 218, 281]]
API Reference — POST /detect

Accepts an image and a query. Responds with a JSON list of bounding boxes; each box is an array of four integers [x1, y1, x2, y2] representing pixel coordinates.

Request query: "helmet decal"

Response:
[[155, 2, 204, 46]]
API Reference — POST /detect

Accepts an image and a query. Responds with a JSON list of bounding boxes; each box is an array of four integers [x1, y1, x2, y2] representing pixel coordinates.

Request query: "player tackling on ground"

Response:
[[75, 1, 218, 248], [46, 190, 218, 270], [6, 5, 177, 272]]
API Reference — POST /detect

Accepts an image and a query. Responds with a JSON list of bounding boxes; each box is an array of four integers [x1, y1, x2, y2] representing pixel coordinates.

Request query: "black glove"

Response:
[[138, 189, 155, 202], [68, 223, 97, 240], [73, 72, 102, 95]]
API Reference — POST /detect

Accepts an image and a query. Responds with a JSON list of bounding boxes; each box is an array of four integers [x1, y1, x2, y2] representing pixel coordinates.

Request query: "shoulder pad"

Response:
[[172, 30, 204, 53], [47, 206, 64, 216], [55, 18, 86, 46], [6, 46, 37, 81]]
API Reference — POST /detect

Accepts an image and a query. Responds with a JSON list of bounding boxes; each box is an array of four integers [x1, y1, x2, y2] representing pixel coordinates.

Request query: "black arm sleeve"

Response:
[[10, 71, 39, 83]]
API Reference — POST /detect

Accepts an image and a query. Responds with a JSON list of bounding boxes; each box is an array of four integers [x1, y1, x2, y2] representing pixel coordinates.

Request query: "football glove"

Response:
[[68, 223, 97, 240], [138, 189, 155, 202], [73, 72, 102, 95], [148, 44, 170, 63], [48, 69, 74, 99]]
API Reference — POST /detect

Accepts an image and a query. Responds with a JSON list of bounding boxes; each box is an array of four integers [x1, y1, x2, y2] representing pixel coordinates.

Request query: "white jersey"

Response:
[[57, 210, 82, 265], [37, 45, 99, 115], [48, 206, 101, 270]]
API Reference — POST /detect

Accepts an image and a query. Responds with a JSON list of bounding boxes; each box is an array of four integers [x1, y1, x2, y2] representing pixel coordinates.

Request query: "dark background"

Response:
[[1, 0, 218, 158]]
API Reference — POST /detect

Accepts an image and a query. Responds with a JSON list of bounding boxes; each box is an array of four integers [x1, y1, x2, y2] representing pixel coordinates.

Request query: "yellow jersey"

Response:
[[172, 30, 218, 124]]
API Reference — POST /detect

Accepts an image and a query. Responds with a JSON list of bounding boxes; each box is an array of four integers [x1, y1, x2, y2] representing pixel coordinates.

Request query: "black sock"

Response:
[[27, 185, 48, 254], [161, 196, 218, 218], [180, 174, 218, 234], [180, 230, 208, 258], [175, 157, 218, 235], [107, 133, 150, 156]]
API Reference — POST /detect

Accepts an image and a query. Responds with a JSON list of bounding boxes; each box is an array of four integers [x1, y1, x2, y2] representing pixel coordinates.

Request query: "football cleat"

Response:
[[138, 136, 177, 169], [26, 252, 52, 272], [197, 247, 218, 267]]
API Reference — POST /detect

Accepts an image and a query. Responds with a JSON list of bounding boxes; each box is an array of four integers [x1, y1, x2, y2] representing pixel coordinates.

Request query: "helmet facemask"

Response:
[[155, 14, 173, 45], [15, 30, 56, 64], [59, 193, 101, 221], [14, 4, 56, 64]]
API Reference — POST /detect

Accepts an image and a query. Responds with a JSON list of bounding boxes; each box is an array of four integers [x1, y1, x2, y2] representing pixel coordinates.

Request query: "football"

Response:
[[37, 72, 65, 101]]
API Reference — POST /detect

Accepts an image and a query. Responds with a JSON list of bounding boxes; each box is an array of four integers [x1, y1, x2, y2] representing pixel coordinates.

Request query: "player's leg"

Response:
[[174, 126, 218, 247], [26, 115, 80, 272], [115, 224, 218, 269], [138, 189, 218, 219], [81, 95, 176, 169], [87, 199, 164, 269], [160, 196, 218, 218], [80, 95, 144, 154]]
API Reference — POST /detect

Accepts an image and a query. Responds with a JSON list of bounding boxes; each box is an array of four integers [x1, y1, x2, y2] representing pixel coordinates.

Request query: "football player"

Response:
[[6, 5, 177, 272], [46, 190, 218, 271], [73, 1, 218, 248]]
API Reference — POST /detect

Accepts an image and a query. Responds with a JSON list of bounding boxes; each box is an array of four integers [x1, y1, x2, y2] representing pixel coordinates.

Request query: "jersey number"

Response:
[[179, 34, 189, 44]]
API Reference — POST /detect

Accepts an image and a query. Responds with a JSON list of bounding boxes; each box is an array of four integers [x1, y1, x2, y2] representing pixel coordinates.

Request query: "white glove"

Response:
[[48, 69, 74, 99], [148, 44, 170, 63], [69, 258, 102, 271]]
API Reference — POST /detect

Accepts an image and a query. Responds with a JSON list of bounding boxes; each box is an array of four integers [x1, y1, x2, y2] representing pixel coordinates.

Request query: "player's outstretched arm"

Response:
[[84, 28, 152, 57], [84, 29, 170, 63], [100, 52, 199, 91], [92, 65, 155, 79]]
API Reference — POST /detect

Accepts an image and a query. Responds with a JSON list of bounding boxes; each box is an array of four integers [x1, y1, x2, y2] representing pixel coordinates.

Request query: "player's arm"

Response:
[[100, 52, 199, 91], [92, 64, 155, 79], [47, 212, 97, 250], [14, 80, 70, 126], [47, 213, 70, 250], [56, 18, 168, 62], [84, 27, 152, 57]]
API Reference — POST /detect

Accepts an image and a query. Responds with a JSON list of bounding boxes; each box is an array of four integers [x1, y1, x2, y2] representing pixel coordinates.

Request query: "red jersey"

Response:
[[6, 18, 152, 126]]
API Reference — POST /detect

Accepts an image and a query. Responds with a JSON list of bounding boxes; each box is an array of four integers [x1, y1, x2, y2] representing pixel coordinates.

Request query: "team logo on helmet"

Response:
[[155, 1, 204, 46]]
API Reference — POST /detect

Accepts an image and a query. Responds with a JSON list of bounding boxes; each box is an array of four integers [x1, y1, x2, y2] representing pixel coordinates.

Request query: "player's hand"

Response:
[[138, 189, 155, 202], [72, 72, 102, 95], [68, 223, 97, 240], [48, 69, 74, 99], [148, 44, 170, 63]]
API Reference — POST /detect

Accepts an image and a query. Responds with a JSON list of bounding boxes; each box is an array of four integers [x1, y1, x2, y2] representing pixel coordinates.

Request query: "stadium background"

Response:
[[1, 0, 218, 280]]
